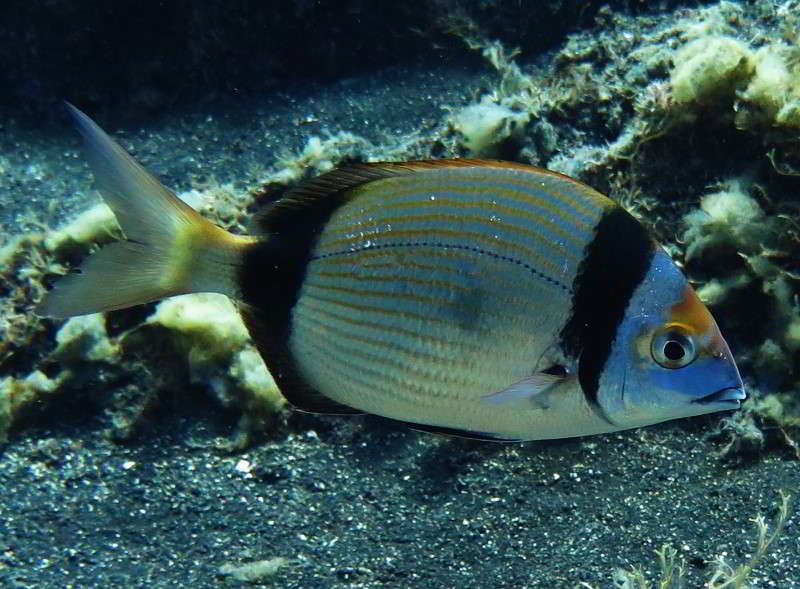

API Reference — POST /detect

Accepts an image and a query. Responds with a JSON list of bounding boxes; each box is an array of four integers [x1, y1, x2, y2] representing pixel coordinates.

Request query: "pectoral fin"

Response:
[[481, 372, 566, 409]]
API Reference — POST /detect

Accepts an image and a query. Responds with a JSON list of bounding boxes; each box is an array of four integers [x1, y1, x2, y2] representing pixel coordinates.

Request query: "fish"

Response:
[[37, 104, 746, 441]]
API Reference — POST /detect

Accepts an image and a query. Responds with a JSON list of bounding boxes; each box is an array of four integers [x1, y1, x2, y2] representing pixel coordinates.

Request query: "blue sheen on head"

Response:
[[595, 249, 744, 428]]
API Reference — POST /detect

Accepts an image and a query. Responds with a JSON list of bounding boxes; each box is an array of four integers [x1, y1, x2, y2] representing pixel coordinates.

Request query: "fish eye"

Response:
[[651, 325, 696, 369]]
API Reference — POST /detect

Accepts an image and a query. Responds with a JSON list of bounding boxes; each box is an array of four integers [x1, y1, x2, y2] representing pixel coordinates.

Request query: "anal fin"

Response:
[[375, 417, 522, 442], [409, 424, 521, 442]]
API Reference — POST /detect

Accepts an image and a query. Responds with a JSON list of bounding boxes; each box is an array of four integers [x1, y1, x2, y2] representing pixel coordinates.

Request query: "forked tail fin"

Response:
[[37, 104, 256, 319]]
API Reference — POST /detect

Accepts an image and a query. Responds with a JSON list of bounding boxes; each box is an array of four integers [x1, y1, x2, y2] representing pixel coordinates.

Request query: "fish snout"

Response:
[[692, 384, 746, 408], [699, 329, 746, 408]]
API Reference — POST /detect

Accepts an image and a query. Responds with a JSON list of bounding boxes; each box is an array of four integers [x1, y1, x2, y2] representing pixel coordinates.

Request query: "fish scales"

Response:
[[314, 169, 601, 280], [294, 255, 556, 397], [287, 167, 607, 429], [39, 106, 746, 441]]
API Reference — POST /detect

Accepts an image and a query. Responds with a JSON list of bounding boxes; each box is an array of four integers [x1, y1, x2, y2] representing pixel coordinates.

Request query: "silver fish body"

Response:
[[39, 107, 746, 441], [288, 166, 607, 438]]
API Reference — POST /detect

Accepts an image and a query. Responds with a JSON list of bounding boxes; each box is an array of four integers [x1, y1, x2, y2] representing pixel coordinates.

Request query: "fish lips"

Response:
[[692, 385, 747, 408]]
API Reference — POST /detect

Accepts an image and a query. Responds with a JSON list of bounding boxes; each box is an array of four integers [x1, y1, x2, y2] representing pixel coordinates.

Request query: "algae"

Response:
[[0, 371, 64, 444], [670, 36, 755, 107], [586, 491, 793, 589], [449, 98, 529, 157], [142, 294, 284, 447], [0, 180, 289, 445]]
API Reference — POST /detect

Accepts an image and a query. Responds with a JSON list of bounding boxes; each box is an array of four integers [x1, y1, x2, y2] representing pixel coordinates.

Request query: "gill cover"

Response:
[[596, 249, 745, 428]]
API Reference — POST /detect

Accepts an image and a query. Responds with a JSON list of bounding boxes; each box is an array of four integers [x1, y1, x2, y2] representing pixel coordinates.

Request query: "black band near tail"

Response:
[[239, 162, 407, 327], [237, 187, 356, 414], [560, 205, 655, 417]]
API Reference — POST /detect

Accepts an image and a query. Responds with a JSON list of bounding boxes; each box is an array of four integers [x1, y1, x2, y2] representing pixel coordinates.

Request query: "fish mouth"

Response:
[[693, 386, 747, 407]]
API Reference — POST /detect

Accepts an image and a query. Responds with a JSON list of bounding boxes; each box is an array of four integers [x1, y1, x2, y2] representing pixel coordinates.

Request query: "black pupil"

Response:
[[664, 340, 685, 361]]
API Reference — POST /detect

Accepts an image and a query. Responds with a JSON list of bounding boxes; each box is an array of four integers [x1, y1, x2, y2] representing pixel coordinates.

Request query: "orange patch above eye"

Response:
[[669, 285, 714, 336]]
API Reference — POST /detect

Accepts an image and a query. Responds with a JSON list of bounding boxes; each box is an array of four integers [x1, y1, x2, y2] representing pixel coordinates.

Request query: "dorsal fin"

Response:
[[256, 158, 550, 234]]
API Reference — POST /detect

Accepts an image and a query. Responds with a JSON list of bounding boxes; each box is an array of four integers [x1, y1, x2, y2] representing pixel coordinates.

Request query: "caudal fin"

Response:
[[37, 104, 255, 318]]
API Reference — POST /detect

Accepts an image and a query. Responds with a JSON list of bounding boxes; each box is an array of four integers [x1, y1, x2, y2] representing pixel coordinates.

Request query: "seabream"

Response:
[[38, 105, 746, 441]]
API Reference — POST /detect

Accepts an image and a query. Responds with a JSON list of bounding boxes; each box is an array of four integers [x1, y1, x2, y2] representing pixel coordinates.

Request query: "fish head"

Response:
[[595, 249, 745, 429]]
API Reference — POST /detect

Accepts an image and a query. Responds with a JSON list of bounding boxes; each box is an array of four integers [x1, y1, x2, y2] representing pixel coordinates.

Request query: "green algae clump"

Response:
[[671, 36, 754, 108], [735, 44, 800, 132], [140, 294, 285, 446]]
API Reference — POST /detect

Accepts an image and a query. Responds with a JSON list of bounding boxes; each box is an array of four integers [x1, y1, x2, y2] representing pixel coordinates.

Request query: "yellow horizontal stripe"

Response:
[[297, 337, 396, 398], [313, 245, 563, 287], [303, 278, 542, 329], [360, 170, 600, 223], [300, 290, 494, 335], [336, 190, 589, 240], [295, 308, 477, 378], [294, 314, 477, 403], [325, 207, 584, 260], [310, 268, 551, 311], [315, 225, 570, 279], [299, 293, 488, 353]]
